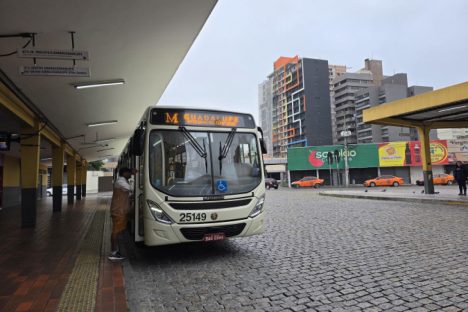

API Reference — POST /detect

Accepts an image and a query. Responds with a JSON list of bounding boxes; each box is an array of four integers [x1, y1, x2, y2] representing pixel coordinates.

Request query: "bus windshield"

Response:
[[149, 130, 262, 197]]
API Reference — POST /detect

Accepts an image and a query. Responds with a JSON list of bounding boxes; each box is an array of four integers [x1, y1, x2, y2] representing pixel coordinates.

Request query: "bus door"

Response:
[[133, 155, 145, 243]]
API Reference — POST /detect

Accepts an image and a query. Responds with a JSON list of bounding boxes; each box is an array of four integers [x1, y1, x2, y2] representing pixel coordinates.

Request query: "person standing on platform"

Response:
[[108, 167, 134, 261], [453, 161, 467, 196]]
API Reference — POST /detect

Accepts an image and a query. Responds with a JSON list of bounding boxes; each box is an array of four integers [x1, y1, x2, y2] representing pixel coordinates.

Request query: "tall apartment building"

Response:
[[333, 59, 384, 144], [355, 74, 433, 143], [258, 79, 273, 156], [329, 65, 347, 144], [363, 58, 384, 86], [333, 72, 374, 144], [258, 56, 333, 158]]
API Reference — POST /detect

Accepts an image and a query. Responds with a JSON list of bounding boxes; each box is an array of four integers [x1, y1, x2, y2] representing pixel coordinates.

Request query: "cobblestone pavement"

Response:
[[121, 188, 468, 311]]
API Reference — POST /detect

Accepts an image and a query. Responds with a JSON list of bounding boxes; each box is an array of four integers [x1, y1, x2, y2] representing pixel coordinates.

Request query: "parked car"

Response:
[[46, 185, 69, 196], [364, 175, 404, 187], [416, 173, 454, 186], [291, 176, 324, 188], [265, 178, 279, 189]]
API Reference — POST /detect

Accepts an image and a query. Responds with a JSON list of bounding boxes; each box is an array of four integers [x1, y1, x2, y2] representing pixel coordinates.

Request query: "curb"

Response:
[[319, 192, 468, 206]]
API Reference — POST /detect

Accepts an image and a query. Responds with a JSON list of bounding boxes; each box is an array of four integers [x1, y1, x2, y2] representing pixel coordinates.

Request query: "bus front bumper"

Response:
[[143, 214, 264, 246]]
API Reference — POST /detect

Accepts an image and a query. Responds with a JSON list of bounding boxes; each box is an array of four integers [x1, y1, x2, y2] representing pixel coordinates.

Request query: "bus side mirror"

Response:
[[257, 127, 267, 154], [131, 128, 145, 156], [260, 139, 267, 154]]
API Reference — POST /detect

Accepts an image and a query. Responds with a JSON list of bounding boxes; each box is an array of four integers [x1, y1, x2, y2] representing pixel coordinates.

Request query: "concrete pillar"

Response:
[[20, 125, 40, 228], [52, 145, 64, 212], [81, 160, 87, 197], [417, 126, 434, 194], [76, 163, 82, 201], [67, 155, 76, 204]]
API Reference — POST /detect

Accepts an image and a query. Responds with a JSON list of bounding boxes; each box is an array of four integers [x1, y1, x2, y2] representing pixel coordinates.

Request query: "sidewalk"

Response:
[[319, 185, 468, 206], [0, 194, 127, 312]]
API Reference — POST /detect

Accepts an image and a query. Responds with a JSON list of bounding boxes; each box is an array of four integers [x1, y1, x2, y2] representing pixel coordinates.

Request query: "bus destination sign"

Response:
[[150, 109, 255, 128]]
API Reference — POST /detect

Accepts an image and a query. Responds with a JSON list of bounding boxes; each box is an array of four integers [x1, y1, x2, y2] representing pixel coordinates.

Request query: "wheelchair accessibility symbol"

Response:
[[216, 180, 228, 193]]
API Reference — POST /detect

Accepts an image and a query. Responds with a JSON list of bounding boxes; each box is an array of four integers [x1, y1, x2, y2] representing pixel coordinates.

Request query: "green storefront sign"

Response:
[[287, 144, 379, 170]]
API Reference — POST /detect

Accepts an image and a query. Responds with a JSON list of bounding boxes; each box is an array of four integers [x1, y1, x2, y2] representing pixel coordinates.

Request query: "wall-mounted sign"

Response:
[[287, 144, 379, 170], [447, 140, 468, 162], [288, 140, 451, 171], [378, 140, 448, 167], [19, 66, 90, 77], [18, 49, 89, 60]]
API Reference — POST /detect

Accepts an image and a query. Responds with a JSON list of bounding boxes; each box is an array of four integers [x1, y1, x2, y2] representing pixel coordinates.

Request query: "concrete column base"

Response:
[[423, 171, 435, 194], [53, 186, 62, 212], [76, 185, 82, 200], [81, 184, 86, 197], [21, 188, 37, 228], [68, 185, 75, 205]]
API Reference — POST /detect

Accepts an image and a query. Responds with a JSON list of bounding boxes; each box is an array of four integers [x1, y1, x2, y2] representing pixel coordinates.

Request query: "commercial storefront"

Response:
[[287, 140, 450, 186]]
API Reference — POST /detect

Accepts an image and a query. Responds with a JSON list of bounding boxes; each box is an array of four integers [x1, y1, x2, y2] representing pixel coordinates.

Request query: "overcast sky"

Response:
[[159, 0, 468, 122]]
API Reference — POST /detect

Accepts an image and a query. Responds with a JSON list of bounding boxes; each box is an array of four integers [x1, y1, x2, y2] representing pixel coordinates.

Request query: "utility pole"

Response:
[[327, 151, 333, 186], [340, 130, 352, 188]]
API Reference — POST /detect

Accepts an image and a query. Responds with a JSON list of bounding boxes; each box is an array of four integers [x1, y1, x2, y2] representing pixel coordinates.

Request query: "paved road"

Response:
[[121, 188, 468, 311]]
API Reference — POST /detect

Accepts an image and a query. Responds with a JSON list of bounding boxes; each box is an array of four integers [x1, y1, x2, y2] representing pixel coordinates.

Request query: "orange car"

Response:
[[291, 176, 324, 188], [364, 175, 404, 187], [416, 173, 454, 186]]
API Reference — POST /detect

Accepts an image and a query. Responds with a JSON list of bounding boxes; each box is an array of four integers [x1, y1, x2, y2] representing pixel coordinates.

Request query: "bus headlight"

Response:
[[249, 196, 265, 218], [147, 200, 173, 224]]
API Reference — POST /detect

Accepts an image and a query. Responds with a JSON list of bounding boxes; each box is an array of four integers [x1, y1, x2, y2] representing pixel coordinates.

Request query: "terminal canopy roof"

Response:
[[0, 0, 217, 161]]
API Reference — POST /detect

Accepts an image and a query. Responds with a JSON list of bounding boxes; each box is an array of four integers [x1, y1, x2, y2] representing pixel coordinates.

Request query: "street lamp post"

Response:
[[340, 130, 352, 187]]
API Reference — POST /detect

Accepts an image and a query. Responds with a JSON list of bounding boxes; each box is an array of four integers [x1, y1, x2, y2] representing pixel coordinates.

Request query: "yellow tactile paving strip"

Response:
[[56, 199, 107, 312]]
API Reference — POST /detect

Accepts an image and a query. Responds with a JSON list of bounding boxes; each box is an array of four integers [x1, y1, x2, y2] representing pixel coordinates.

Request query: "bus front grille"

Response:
[[169, 199, 252, 210], [180, 223, 246, 240]]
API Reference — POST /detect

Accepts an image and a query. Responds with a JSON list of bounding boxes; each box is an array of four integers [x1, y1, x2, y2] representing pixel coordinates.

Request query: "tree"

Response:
[[88, 160, 104, 171]]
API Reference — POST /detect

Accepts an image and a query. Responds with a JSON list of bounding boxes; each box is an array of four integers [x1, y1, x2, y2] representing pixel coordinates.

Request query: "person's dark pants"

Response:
[[457, 180, 467, 195]]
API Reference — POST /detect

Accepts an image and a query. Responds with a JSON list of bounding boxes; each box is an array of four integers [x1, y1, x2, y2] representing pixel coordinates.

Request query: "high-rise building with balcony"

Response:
[[333, 59, 384, 144], [329, 65, 347, 144], [258, 56, 333, 158], [333, 72, 374, 144], [258, 79, 273, 156], [355, 74, 433, 143]]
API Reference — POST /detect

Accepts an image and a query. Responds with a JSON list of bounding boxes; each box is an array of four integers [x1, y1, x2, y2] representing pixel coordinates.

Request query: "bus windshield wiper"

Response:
[[218, 128, 237, 175], [179, 126, 208, 173]]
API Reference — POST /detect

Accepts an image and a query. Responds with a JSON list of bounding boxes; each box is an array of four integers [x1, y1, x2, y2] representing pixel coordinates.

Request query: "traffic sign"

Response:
[[340, 130, 352, 137], [20, 66, 90, 77], [18, 48, 89, 60]]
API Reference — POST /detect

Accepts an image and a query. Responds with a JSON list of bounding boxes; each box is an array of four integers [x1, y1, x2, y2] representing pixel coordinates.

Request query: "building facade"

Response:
[[258, 79, 273, 156], [333, 72, 374, 144], [437, 129, 468, 140], [333, 59, 385, 145], [328, 65, 347, 144], [355, 74, 433, 143], [260, 56, 333, 158]]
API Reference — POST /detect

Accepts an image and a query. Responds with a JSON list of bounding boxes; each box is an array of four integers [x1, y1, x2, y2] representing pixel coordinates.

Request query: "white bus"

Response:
[[118, 107, 267, 246]]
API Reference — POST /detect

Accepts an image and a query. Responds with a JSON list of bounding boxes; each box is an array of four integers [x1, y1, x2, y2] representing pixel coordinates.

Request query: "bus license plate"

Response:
[[179, 213, 207, 223], [203, 233, 225, 242]]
